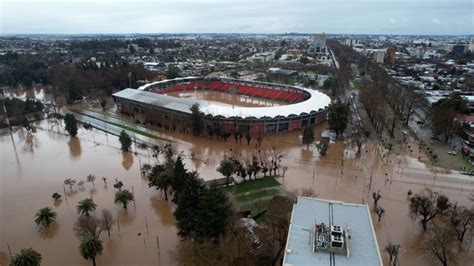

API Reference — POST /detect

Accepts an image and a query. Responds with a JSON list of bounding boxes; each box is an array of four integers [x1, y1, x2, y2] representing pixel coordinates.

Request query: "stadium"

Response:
[[112, 77, 331, 136]]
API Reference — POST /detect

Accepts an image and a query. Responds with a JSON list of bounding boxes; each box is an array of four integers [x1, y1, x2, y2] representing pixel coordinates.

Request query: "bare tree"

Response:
[[384, 242, 400, 266], [87, 174, 96, 188], [422, 222, 458, 266], [73, 215, 101, 238], [376, 207, 385, 223], [409, 189, 450, 231], [100, 209, 116, 238], [448, 203, 474, 247], [372, 191, 382, 210]]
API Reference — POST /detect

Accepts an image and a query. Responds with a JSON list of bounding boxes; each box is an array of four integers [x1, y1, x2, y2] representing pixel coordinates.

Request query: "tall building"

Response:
[[374, 50, 385, 64], [308, 33, 328, 54], [469, 38, 474, 53], [452, 44, 466, 55], [386, 47, 396, 64]]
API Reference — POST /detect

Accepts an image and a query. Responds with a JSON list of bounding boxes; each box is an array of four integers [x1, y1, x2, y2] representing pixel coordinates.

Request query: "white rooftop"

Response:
[[113, 87, 330, 119], [283, 197, 382, 266]]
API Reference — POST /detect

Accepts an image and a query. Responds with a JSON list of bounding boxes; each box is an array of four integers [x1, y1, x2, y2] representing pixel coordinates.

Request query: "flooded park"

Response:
[[1, 88, 474, 265]]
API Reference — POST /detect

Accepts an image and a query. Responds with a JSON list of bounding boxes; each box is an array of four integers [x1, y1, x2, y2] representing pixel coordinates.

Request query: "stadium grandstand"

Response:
[[112, 77, 331, 136]]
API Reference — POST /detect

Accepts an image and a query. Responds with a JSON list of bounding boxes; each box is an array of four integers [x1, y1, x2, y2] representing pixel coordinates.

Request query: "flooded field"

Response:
[[166, 89, 288, 107], [1, 117, 474, 265]]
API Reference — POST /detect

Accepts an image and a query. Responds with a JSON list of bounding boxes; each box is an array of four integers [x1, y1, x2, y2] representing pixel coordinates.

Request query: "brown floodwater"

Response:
[[165, 89, 288, 107], [1, 118, 474, 266]]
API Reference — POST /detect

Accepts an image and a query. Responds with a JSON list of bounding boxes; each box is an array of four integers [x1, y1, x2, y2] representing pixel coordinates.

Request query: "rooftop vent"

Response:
[[331, 235, 344, 249]]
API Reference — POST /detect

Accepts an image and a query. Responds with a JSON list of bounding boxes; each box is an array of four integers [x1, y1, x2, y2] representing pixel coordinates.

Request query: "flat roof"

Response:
[[283, 197, 382, 266], [113, 86, 330, 119]]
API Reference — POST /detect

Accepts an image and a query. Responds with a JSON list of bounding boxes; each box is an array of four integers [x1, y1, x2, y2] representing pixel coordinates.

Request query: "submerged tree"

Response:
[[384, 243, 400, 266], [376, 207, 385, 223], [372, 191, 382, 210], [64, 113, 78, 137], [148, 164, 172, 201], [113, 180, 123, 191], [409, 189, 450, 231], [64, 178, 76, 192], [302, 124, 315, 148], [447, 203, 474, 246], [79, 233, 103, 266], [74, 215, 101, 238], [118, 130, 132, 151], [316, 138, 329, 156], [100, 209, 116, 238], [86, 174, 96, 187], [76, 198, 97, 216], [34, 207, 57, 229], [422, 221, 458, 266], [52, 192, 62, 202], [190, 103, 204, 136], [10, 248, 42, 266], [114, 189, 134, 209]]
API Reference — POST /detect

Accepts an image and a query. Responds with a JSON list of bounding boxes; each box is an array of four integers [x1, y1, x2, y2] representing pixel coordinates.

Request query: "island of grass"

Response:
[[220, 176, 282, 221]]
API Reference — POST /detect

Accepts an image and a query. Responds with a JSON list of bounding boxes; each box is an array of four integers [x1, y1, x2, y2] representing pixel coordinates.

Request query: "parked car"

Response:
[[448, 151, 457, 156]]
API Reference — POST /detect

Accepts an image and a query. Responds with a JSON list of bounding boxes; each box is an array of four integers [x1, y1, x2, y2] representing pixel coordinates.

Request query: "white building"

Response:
[[469, 38, 474, 53], [283, 197, 382, 266]]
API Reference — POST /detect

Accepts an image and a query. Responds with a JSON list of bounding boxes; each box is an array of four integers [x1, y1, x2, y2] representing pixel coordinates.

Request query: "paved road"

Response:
[[74, 112, 158, 148]]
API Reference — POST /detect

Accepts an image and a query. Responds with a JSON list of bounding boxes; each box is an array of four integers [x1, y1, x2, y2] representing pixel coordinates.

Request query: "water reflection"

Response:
[[121, 151, 134, 171], [117, 210, 136, 225], [150, 196, 174, 226], [68, 137, 82, 159], [23, 132, 39, 153], [39, 223, 59, 239]]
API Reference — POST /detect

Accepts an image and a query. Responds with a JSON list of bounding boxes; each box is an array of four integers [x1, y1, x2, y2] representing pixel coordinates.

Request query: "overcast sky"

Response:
[[1, 0, 472, 35]]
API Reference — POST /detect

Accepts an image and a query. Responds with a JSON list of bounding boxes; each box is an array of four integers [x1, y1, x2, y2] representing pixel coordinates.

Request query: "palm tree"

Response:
[[34, 207, 57, 228], [77, 198, 97, 216], [79, 234, 103, 266], [114, 190, 134, 209], [10, 248, 42, 266]]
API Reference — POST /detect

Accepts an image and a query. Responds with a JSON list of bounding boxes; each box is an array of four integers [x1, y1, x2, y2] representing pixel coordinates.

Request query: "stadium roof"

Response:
[[113, 87, 330, 119], [283, 197, 382, 266]]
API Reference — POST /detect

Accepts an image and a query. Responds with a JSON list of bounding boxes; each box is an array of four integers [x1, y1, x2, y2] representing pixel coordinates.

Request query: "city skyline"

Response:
[[1, 0, 472, 35]]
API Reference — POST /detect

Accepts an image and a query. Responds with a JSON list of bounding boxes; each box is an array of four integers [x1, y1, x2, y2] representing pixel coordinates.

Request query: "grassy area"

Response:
[[84, 108, 133, 123], [231, 176, 280, 194], [74, 110, 171, 142], [235, 188, 279, 202]]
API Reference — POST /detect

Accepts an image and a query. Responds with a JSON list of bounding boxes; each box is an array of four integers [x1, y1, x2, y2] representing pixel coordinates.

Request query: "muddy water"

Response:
[[1, 118, 474, 266], [166, 89, 288, 107], [1, 121, 178, 266]]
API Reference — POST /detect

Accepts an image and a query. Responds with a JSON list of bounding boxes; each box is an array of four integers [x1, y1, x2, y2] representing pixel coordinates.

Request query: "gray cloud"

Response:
[[0, 0, 472, 34]]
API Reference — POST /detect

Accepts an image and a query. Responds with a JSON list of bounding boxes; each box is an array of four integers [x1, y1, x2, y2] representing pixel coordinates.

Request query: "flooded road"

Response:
[[1, 118, 474, 265]]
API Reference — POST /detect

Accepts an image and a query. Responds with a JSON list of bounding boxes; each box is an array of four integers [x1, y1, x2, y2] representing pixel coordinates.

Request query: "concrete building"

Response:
[[386, 47, 396, 64], [283, 197, 382, 266], [113, 77, 330, 136], [469, 38, 474, 53], [308, 33, 328, 54], [247, 52, 274, 64], [374, 50, 385, 64]]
